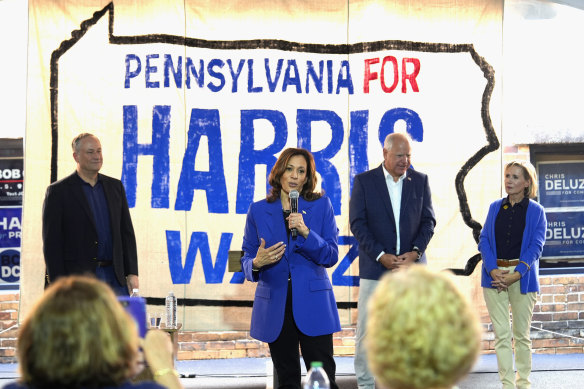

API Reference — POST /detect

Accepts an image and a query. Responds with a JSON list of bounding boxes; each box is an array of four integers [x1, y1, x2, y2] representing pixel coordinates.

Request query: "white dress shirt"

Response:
[[376, 165, 406, 260]]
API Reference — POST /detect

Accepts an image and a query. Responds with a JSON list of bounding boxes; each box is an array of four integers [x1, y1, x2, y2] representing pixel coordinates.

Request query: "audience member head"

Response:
[[366, 265, 481, 389], [17, 276, 140, 388]]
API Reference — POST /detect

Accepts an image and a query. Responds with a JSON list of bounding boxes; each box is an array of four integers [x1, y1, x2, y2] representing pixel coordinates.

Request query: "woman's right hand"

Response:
[[490, 268, 510, 291], [253, 238, 286, 270]]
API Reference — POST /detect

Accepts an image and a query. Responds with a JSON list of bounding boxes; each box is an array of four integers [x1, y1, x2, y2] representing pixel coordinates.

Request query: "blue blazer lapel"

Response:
[[401, 171, 413, 212], [265, 200, 287, 243], [296, 196, 315, 224], [373, 165, 395, 225]]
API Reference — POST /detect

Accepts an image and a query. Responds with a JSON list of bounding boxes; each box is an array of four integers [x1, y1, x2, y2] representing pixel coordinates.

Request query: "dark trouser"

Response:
[[268, 280, 338, 389], [95, 265, 128, 296]]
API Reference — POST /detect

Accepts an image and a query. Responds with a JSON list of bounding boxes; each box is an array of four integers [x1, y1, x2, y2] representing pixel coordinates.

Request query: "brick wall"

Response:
[[1, 274, 582, 363], [0, 293, 19, 363]]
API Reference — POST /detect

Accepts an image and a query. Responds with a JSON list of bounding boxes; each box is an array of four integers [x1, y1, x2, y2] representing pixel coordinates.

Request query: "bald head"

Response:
[[382, 133, 412, 181], [383, 133, 411, 152]]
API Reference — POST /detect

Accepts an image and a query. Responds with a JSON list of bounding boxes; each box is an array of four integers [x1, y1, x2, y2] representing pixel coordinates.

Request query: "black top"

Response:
[[283, 210, 291, 238], [495, 196, 529, 260]]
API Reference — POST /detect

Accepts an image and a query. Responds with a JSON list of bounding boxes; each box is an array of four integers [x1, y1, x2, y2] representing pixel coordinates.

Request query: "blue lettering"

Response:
[[331, 236, 359, 286], [297, 109, 343, 215], [166, 231, 233, 284], [186, 58, 204, 88], [122, 105, 171, 208], [164, 54, 182, 88], [227, 59, 245, 92], [327, 60, 333, 94], [336, 60, 354, 94], [305, 60, 323, 93], [175, 109, 228, 213], [265, 58, 284, 92], [230, 271, 245, 284], [282, 60, 301, 93], [124, 54, 141, 88], [247, 59, 263, 93], [378, 108, 424, 145], [236, 110, 288, 214], [145, 54, 160, 88], [349, 110, 369, 192], [207, 59, 225, 92]]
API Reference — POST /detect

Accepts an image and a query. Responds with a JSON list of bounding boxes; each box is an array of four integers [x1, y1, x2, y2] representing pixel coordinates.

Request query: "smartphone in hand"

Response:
[[118, 295, 147, 337]]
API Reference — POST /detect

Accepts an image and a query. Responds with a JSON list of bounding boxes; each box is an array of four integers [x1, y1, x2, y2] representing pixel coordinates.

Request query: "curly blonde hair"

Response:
[[17, 276, 140, 388], [366, 266, 481, 389]]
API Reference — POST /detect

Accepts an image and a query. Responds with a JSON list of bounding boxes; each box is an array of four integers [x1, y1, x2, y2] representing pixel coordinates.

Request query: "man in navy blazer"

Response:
[[42, 133, 138, 295], [349, 133, 436, 389]]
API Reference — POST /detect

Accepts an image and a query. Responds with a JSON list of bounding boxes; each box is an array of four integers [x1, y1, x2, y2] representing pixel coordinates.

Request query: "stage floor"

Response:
[[1, 353, 583, 388]]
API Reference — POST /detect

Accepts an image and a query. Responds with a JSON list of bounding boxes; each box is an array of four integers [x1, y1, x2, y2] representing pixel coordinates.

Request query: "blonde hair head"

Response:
[[17, 276, 140, 388], [366, 266, 481, 389], [505, 160, 538, 199]]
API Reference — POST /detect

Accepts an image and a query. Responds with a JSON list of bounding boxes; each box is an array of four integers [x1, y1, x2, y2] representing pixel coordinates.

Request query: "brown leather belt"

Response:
[[497, 259, 519, 267], [96, 260, 113, 267]]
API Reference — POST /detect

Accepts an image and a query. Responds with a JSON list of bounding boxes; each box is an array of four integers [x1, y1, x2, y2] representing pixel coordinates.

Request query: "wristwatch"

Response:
[[412, 246, 422, 260]]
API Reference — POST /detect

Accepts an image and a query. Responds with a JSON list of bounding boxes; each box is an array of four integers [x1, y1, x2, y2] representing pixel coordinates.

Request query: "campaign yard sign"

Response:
[[0, 158, 23, 207], [538, 161, 584, 260], [538, 161, 584, 210], [543, 211, 584, 260]]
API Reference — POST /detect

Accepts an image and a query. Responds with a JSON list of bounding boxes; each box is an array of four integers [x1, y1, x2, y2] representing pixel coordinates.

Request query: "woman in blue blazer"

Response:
[[241, 148, 341, 389], [479, 160, 546, 389]]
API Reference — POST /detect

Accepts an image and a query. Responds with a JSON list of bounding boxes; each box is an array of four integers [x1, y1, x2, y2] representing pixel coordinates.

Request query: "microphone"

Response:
[[289, 190, 299, 239]]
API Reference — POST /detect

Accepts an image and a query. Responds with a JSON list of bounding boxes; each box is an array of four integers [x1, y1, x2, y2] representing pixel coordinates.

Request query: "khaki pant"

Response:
[[354, 278, 378, 389], [483, 266, 537, 389]]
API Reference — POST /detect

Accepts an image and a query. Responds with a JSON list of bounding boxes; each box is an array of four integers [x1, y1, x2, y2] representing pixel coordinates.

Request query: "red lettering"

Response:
[[401, 58, 420, 93], [364, 56, 420, 94], [363, 58, 379, 93], [380, 56, 398, 93]]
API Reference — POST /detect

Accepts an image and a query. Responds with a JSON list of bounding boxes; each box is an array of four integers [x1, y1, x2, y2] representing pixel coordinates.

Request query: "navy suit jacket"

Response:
[[349, 165, 436, 280], [42, 172, 138, 286], [241, 195, 341, 343]]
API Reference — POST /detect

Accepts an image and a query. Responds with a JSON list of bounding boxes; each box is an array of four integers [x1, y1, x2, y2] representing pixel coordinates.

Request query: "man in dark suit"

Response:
[[349, 132, 436, 389], [42, 133, 138, 295]]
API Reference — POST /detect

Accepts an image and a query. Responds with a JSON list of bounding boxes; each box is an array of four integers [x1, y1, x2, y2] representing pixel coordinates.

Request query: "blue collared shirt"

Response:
[[79, 174, 113, 261]]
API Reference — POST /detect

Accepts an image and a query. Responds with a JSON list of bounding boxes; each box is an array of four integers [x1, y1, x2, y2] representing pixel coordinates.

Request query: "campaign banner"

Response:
[[21, 0, 503, 329], [538, 161, 584, 210], [543, 211, 584, 260], [0, 207, 21, 248], [0, 158, 23, 206], [0, 248, 20, 284]]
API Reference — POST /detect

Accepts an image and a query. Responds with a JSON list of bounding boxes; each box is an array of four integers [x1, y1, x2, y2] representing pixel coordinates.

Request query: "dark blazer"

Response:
[[241, 195, 341, 343], [349, 165, 436, 280], [42, 172, 138, 286]]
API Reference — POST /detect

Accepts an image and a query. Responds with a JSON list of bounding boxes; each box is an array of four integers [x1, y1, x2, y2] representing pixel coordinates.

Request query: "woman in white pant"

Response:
[[478, 160, 546, 389]]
